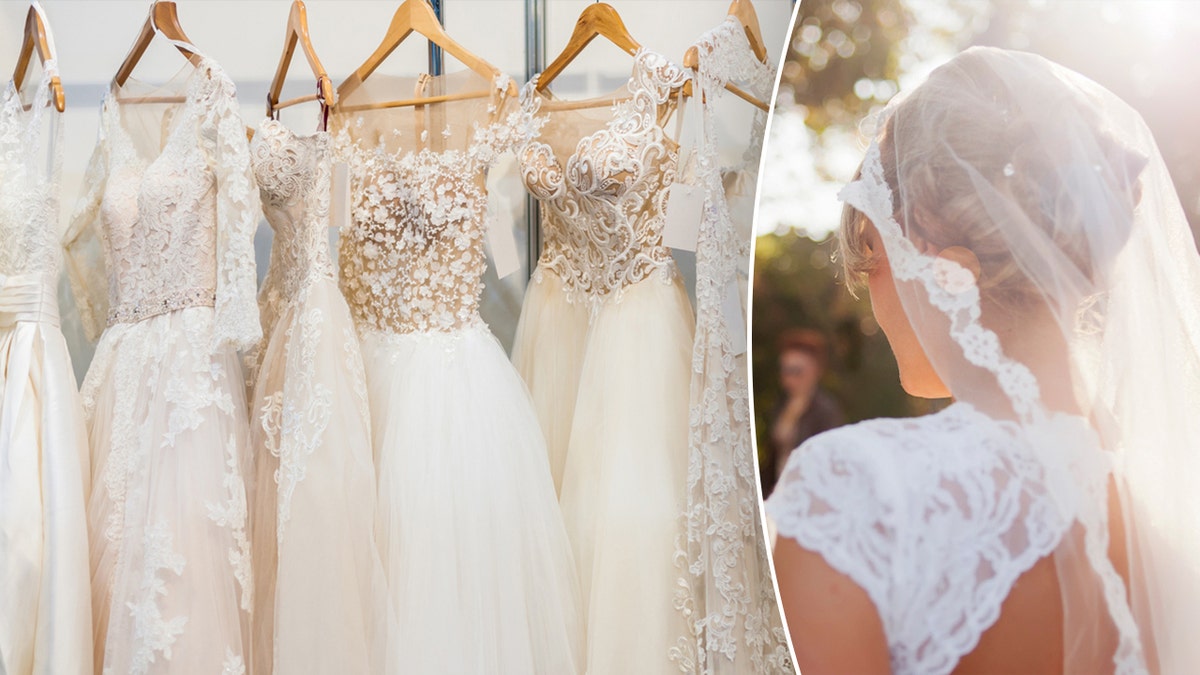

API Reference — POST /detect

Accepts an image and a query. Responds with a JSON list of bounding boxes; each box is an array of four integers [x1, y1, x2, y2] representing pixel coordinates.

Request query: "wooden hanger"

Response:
[[113, 1, 202, 99], [267, 0, 335, 118], [335, 0, 515, 113], [12, 2, 65, 112], [535, 2, 640, 94], [682, 0, 769, 112]]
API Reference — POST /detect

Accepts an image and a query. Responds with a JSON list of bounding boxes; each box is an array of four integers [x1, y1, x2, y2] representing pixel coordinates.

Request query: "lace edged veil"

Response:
[[839, 46, 1200, 674]]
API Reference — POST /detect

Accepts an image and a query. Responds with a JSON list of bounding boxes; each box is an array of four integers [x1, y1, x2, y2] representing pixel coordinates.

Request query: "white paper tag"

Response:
[[486, 196, 521, 279], [722, 278, 747, 356], [662, 182, 704, 252], [330, 162, 351, 231]]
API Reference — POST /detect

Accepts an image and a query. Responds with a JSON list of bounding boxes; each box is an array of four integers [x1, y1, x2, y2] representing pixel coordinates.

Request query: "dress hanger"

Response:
[[535, 2, 641, 95], [682, 0, 769, 112], [335, 0, 515, 113], [113, 1, 203, 103], [12, 1, 64, 112], [266, 0, 334, 124]]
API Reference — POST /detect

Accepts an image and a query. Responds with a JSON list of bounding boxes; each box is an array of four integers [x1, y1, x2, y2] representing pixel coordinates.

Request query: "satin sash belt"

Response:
[[0, 274, 60, 328]]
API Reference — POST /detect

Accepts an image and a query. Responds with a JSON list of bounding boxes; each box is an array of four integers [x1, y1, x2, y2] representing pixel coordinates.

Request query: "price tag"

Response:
[[662, 182, 704, 251], [487, 195, 521, 279]]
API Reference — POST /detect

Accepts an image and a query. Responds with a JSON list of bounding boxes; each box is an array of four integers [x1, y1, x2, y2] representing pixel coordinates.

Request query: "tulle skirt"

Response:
[[511, 268, 589, 494], [359, 324, 583, 675], [559, 275, 696, 674], [83, 307, 253, 674], [0, 288, 92, 675], [248, 281, 388, 675]]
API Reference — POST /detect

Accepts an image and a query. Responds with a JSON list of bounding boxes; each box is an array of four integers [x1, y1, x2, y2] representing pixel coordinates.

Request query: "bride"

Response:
[[766, 47, 1200, 674]]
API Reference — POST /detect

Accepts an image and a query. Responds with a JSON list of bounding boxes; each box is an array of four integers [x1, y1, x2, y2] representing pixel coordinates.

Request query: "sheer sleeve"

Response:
[[62, 104, 111, 342], [765, 424, 899, 626], [197, 67, 261, 353]]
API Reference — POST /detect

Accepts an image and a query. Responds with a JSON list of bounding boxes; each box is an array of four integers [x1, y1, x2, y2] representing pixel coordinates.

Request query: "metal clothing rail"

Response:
[[524, 0, 547, 279]]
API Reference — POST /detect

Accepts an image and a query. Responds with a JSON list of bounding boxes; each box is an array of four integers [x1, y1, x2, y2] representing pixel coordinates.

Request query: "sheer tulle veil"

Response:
[[839, 46, 1200, 674]]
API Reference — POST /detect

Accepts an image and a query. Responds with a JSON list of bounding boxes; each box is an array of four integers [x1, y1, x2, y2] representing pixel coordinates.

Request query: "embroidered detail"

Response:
[[518, 50, 688, 312], [332, 74, 520, 335], [126, 519, 188, 675], [205, 434, 253, 612]]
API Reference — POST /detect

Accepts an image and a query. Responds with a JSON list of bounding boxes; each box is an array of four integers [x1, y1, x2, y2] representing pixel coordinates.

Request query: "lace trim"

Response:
[[106, 287, 215, 327]]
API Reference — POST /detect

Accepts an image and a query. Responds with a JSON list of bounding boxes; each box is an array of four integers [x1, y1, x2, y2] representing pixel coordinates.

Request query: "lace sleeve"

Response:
[[198, 67, 261, 353], [765, 426, 898, 628], [62, 105, 111, 342]]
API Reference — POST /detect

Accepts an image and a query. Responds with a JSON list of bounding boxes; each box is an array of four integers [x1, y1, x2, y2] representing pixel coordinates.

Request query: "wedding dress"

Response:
[[672, 17, 793, 675], [330, 70, 582, 675], [767, 47, 1200, 675], [0, 54, 92, 675], [245, 117, 388, 675], [514, 50, 696, 673], [64, 47, 260, 674]]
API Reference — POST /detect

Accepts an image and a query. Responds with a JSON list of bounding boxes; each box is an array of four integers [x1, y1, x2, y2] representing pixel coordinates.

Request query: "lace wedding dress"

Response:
[[246, 118, 388, 675], [672, 17, 793, 674], [513, 50, 696, 674], [64, 49, 260, 674], [0, 57, 92, 675], [330, 70, 582, 674]]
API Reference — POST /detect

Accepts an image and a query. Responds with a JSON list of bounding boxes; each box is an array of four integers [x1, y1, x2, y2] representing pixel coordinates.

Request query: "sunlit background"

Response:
[[753, 0, 1200, 492]]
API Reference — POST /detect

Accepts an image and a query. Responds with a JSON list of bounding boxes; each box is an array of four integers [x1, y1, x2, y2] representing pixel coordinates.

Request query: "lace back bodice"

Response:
[[64, 56, 261, 352], [0, 66, 63, 279], [250, 119, 335, 334], [518, 50, 690, 307], [766, 403, 1116, 675], [331, 71, 519, 335]]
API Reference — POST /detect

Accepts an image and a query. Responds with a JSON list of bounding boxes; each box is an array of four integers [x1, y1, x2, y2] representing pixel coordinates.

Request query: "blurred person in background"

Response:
[[763, 329, 843, 497]]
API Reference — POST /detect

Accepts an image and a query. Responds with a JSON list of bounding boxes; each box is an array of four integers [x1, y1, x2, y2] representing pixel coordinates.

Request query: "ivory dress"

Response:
[[65, 51, 260, 674], [246, 118, 388, 675], [0, 60, 92, 675], [674, 17, 793, 674], [330, 71, 582, 674], [513, 50, 696, 673]]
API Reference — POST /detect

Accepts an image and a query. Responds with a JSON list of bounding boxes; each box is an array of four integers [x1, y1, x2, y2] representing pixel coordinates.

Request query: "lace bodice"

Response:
[[332, 73, 518, 335], [766, 403, 1117, 675], [250, 119, 335, 336], [0, 66, 62, 279], [64, 56, 261, 352], [518, 50, 689, 308]]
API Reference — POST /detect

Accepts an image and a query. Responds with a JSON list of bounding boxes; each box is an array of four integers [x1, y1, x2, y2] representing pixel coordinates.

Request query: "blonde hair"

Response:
[[838, 48, 1145, 308]]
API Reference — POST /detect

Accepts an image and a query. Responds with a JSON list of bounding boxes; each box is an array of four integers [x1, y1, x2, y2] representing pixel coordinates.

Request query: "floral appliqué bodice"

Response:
[[332, 76, 519, 335], [250, 119, 335, 339], [64, 57, 260, 352], [766, 403, 1118, 675], [519, 50, 689, 308], [0, 68, 62, 280]]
